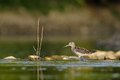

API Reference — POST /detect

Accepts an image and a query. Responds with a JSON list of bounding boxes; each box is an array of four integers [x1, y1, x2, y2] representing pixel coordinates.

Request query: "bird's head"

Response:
[[63, 42, 75, 48]]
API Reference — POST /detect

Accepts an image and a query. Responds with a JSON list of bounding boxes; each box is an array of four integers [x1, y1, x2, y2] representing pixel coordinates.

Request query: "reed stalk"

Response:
[[33, 18, 44, 80], [39, 26, 44, 80], [39, 26, 44, 57], [37, 18, 40, 80]]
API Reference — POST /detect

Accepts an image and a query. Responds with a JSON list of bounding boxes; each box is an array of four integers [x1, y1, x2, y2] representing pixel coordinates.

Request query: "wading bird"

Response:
[[64, 42, 96, 60]]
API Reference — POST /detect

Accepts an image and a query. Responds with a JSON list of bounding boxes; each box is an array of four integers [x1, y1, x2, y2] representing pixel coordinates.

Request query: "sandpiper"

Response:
[[64, 42, 96, 60]]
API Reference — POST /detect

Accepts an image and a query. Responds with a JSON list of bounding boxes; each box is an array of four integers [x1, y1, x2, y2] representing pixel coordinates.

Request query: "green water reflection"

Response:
[[0, 41, 97, 59], [0, 66, 120, 80]]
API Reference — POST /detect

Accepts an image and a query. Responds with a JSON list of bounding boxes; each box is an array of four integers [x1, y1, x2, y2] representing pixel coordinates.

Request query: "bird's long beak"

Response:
[[63, 44, 69, 48]]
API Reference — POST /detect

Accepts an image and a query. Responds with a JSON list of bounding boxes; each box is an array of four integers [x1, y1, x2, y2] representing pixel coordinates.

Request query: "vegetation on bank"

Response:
[[0, 0, 120, 14], [0, 0, 85, 14]]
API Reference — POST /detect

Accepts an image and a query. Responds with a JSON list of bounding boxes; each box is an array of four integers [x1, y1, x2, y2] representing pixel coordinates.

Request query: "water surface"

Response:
[[0, 60, 120, 80]]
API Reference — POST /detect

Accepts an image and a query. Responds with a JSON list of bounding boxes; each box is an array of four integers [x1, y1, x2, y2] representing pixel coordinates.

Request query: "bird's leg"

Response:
[[79, 56, 83, 61], [82, 56, 88, 61]]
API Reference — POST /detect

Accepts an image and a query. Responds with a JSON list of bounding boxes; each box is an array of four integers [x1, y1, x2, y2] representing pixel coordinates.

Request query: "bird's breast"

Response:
[[73, 51, 89, 56]]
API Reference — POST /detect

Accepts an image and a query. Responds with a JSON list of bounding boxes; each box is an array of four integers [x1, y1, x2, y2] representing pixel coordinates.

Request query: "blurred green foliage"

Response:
[[0, 0, 85, 14]]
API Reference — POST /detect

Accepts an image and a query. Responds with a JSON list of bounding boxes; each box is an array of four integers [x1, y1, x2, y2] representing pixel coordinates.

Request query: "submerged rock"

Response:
[[3, 56, 17, 60], [89, 53, 98, 60], [89, 51, 117, 60], [28, 55, 41, 61], [107, 51, 114, 55], [45, 57, 52, 61], [68, 56, 79, 60], [96, 51, 107, 60], [88, 51, 106, 60], [115, 51, 120, 59], [51, 55, 62, 60], [105, 54, 117, 60], [62, 56, 69, 60], [105, 51, 118, 60]]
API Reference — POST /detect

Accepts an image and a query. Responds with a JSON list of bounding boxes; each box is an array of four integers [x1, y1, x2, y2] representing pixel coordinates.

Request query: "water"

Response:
[[0, 60, 120, 80], [0, 41, 120, 80], [1, 60, 120, 67], [1, 66, 120, 80]]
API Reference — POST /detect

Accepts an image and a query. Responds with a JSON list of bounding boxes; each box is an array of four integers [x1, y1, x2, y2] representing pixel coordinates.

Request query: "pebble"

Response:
[[28, 55, 40, 61], [3, 50, 120, 61], [45, 57, 52, 61], [3, 56, 17, 60]]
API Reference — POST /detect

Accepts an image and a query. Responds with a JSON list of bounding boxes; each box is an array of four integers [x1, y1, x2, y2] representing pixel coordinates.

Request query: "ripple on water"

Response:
[[0, 60, 120, 67]]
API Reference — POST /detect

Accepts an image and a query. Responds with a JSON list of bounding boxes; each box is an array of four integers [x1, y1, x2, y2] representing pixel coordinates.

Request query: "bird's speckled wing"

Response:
[[74, 47, 96, 54]]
